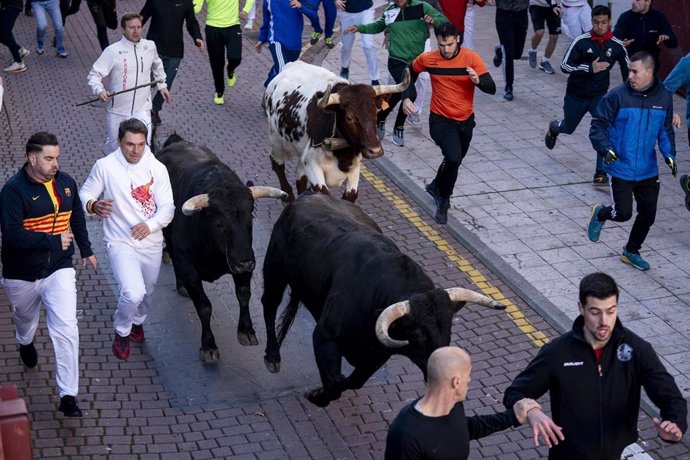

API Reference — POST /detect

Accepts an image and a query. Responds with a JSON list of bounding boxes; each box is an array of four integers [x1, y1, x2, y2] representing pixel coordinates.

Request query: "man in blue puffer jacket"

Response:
[[587, 50, 676, 271]]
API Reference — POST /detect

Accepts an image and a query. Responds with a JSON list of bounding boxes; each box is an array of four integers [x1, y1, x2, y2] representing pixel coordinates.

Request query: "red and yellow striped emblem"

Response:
[[23, 211, 72, 235]]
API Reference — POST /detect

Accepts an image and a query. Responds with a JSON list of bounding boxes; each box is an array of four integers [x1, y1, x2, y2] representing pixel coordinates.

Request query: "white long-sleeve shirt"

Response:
[[87, 36, 167, 116], [79, 147, 175, 249]]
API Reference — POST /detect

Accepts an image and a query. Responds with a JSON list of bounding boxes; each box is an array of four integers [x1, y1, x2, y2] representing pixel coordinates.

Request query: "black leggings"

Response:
[[377, 58, 414, 130], [206, 24, 242, 95], [597, 175, 660, 254], [429, 113, 476, 199], [86, 0, 109, 50], [495, 8, 528, 91], [0, 6, 22, 62]]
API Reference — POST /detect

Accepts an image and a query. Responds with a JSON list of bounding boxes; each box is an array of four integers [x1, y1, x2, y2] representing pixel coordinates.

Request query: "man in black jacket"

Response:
[[544, 5, 628, 186], [386, 346, 533, 459], [613, 0, 676, 73], [504, 272, 687, 459], [140, 0, 204, 125], [0, 132, 98, 417]]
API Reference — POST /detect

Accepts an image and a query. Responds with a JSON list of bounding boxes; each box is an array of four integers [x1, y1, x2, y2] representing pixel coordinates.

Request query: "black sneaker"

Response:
[[435, 200, 450, 225], [426, 182, 442, 208], [19, 342, 38, 368], [503, 89, 513, 101], [592, 171, 609, 187], [58, 395, 83, 417], [493, 45, 503, 67], [680, 174, 690, 212], [339, 67, 349, 79], [545, 120, 560, 150]]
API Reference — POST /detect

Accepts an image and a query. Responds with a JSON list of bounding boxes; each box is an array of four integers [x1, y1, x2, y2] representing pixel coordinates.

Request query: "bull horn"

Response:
[[181, 194, 209, 216], [375, 301, 411, 348], [249, 186, 288, 201], [444, 287, 506, 310], [372, 69, 410, 96], [317, 84, 341, 109]]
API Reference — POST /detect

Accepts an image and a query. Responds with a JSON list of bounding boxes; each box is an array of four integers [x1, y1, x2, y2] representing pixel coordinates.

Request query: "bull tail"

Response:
[[276, 291, 301, 346]]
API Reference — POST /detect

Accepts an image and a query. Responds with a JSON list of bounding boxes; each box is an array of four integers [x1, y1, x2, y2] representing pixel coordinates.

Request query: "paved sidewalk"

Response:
[[321, 2, 690, 417]]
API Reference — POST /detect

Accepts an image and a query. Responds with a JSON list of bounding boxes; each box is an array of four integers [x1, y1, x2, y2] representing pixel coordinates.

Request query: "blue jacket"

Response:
[[590, 78, 675, 181], [258, 0, 304, 51], [664, 53, 690, 129]]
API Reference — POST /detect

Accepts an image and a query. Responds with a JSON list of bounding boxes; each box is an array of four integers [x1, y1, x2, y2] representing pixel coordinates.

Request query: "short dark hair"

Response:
[[26, 132, 58, 156], [118, 118, 148, 140], [120, 12, 143, 28], [434, 21, 459, 41], [630, 50, 655, 70], [591, 5, 611, 18], [579, 272, 619, 306]]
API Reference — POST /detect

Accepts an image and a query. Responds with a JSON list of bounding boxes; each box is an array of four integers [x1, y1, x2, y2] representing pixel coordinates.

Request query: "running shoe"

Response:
[[325, 37, 335, 49], [19, 342, 37, 368], [214, 92, 224, 105], [112, 334, 130, 360], [340, 67, 349, 79], [680, 174, 690, 212], [435, 200, 450, 225], [376, 121, 385, 140], [392, 127, 404, 147], [587, 204, 605, 242], [493, 45, 503, 67], [19, 47, 30, 59], [545, 120, 560, 150], [503, 88, 513, 101], [244, 19, 254, 29], [58, 396, 82, 417], [539, 60, 555, 74], [621, 249, 650, 271], [129, 324, 145, 343], [310, 32, 321, 45], [4, 61, 26, 73], [227, 73, 236, 87], [528, 49, 537, 69]]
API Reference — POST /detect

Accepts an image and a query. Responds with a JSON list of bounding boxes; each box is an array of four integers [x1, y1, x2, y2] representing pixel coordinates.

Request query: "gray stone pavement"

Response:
[[0, 1, 687, 458]]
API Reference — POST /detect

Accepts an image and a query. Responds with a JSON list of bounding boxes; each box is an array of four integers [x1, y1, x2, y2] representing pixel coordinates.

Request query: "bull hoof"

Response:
[[199, 348, 220, 363], [237, 331, 259, 346], [161, 250, 172, 264], [264, 357, 280, 373], [177, 286, 189, 298], [305, 388, 332, 407]]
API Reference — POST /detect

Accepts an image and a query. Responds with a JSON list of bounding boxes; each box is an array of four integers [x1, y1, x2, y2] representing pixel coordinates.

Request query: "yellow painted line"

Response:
[[360, 165, 549, 348]]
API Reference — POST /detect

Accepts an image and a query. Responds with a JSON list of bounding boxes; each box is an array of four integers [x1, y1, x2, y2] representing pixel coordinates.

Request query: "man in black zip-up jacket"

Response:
[[613, 0, 676, 73], [544, 5, 628, 186], [141, 0, 204, 124], [0, 132, 98, 418], [504, 272, 687, 459]]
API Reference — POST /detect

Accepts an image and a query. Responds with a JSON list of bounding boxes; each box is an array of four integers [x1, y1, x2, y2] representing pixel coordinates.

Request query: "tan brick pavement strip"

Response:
[[0, 1, 688, 459]]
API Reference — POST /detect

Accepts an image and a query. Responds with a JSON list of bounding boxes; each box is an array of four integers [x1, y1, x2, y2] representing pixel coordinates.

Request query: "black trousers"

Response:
[[0, 6, 22, 62], [429, 112, 475, 200], [495, 8, 528, 91], [596, 175, 660, 253], [206, 24, 242, 95], [86, 0, 109, 50], [377, 58, 414, 129], [558, 92, 603, 135]]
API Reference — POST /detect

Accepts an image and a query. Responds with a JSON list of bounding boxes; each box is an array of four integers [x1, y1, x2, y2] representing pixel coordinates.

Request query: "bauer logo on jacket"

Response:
[[617, 343, 633, 362]]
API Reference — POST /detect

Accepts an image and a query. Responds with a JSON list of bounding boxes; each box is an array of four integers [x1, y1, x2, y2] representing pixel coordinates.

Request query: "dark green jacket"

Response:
[[357, 0, 447, 63]]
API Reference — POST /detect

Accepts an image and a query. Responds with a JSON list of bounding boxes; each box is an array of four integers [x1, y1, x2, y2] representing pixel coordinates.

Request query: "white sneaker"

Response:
[[19, 47, 30, 59], [244, 19, 253, 29], [4, 61, 26, 73]]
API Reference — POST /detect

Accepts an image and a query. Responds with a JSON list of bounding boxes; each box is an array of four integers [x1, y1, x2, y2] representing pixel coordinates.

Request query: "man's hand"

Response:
[[160, 87, 171, 104], [552, 5, 561, 17], [653, 417, 683, 442], [672, 113, 681, 128], [467, 67, 480, 84], [82, 255, 98, 270], [665, 157, 677, 177], [423, 14, 435, 24], [622, 38, 635, 47], [61, 231, 74, 251], [526, 408, 565, 448], [239, 10, 248, 19], [592, 57, 610, 73], [195, 39, 205, 52], [335, 0, 345, 10], [98, 90, 110, 102], [131, 222, 151, 241], [402, 98, 416, 116], [255, 41, 263, 53], [344, 25, 358, 35], [656, 34, 670, 45], [602, 149, 618, 164], [94, 198, 114, 218]]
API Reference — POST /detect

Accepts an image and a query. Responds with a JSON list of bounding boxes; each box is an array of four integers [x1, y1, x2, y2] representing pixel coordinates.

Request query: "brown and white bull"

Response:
[[263, 61, 409, 202]]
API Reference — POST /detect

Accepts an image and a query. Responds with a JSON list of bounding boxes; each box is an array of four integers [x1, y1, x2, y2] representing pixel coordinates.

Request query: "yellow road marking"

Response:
[[361, 165, 549, 348]]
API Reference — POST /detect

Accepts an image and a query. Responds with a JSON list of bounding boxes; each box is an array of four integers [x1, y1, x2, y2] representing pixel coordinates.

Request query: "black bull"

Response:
[[156, 134, 286, 362], [261, 193, 506, 407]]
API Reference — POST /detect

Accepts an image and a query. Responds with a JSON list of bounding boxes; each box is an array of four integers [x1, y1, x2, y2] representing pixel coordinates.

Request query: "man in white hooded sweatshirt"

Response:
[[87, 12, 170, 154], [80, 118, 175, 360]]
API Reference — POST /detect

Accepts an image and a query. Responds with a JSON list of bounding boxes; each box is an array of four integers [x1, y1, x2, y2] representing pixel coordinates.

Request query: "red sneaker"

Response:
[[112, 334, 130, 360], [129, 324, 145, 343]]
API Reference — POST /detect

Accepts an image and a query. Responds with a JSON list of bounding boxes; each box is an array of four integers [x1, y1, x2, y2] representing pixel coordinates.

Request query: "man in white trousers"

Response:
[[550, 0, 590, 40], [87, 12, 170, 154], [80, 119, 175, 361], [0, 132, 98, 417], [336, 0, 380, 84]]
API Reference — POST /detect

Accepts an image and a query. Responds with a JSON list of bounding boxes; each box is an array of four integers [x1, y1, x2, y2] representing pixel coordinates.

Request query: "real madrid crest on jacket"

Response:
[[503, 315, 687, 459]]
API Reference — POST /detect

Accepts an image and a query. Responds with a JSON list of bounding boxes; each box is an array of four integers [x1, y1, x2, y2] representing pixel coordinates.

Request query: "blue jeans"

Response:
[[152, 56, 181, 112], [32, 0, 65, 54]]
